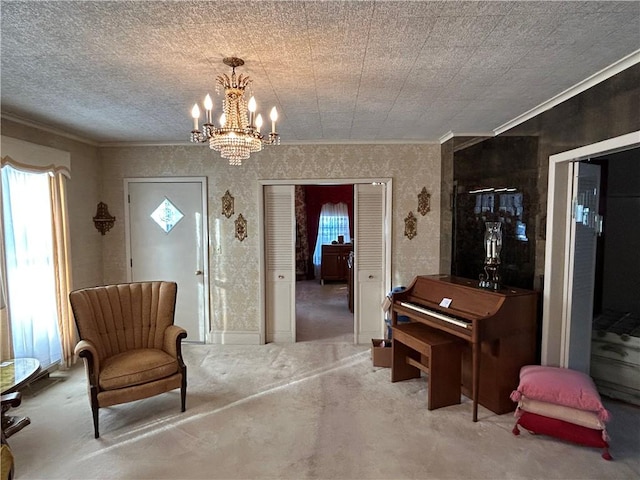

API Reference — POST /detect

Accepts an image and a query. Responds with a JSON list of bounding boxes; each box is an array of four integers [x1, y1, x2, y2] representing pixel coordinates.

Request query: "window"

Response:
[[312, 202, 351, 273], [1, 165, 62, 368]]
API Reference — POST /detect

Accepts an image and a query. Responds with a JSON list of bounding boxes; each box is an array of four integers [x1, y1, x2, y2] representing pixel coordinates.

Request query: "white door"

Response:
[[264, 185, 296, 343], [354, 183, 386, 343], [126, 178, 209, 343], [564, 162, 601, 373]]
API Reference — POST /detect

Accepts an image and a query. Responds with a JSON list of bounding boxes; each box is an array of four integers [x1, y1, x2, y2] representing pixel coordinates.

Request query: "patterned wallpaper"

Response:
[[294, 185, 309, 277], [85, 143, 443, 338]]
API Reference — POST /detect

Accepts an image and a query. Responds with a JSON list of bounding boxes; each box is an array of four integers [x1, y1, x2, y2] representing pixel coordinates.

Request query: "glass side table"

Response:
[[1, 358, 40, 438]]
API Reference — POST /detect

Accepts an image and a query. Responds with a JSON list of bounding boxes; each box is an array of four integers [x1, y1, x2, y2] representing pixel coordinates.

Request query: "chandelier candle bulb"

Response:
[[270, 107, 278, 133], [248, 96, 257, 128], [256, 113, 263, 132], [191, 104, 200, 131], [204, 94, 214, 124]]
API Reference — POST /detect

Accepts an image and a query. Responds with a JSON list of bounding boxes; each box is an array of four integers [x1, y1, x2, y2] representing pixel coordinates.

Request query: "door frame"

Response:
[[542, 131, 640, 366], [258, 178, 392, 345], [123, 176, 210, 341]]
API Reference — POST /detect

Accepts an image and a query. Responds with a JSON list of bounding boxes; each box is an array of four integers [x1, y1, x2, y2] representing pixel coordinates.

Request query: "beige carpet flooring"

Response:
[[6, 280, 640, 479], [296, 280, 354, 343]]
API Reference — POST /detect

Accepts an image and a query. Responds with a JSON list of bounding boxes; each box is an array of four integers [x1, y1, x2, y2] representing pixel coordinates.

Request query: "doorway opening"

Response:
[[541, 131, 640, 374], [295, 184, 354, 343], [587, 148, 640, 405], [260, 179, 391, 345]]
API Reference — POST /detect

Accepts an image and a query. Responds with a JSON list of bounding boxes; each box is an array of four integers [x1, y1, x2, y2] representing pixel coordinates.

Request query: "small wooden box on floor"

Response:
[[372, 339, 392, 367], [392, 323, 463, 410]]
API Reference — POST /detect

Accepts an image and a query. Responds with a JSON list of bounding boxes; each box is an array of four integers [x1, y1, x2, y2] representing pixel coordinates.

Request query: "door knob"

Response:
[[195, 270, 203, 275]]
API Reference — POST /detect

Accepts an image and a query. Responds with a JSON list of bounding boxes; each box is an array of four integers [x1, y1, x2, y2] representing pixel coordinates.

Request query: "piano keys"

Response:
[[398, 301, 472, 329], [391, 274, 538, 421]]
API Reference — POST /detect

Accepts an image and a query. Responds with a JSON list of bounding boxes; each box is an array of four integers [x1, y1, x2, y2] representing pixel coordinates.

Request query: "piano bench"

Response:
[[391, 322, 463, 410]]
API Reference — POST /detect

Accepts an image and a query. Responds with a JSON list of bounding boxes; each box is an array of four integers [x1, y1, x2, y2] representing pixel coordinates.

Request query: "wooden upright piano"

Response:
[[391, 274, 538, 421]]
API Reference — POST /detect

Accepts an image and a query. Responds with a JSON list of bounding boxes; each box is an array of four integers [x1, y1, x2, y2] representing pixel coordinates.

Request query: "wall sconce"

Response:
[[93, 202, 116, 235], [235, 213, 247, 242], [418, 187, 431, 216], [404, 211, 417, 240], [222, 190, 234, 218]]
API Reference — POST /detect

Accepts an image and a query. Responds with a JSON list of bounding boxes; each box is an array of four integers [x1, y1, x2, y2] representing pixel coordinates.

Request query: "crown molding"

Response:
[[439, 131, 455, 143], [494, 49, 640, 136], [1, 113, 99, 146], [99, 139, 440, 148], [439, 131, 494, 144], [98, 140, 196, 148], [452, 136, 493, 152], [276, 139, 439, 146]]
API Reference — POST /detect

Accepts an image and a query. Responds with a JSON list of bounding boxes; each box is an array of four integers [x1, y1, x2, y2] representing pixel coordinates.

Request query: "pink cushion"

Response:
[[510, 365, 610, 422]]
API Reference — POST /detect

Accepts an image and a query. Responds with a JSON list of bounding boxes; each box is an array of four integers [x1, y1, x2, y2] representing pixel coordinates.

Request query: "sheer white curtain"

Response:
[[312, 202, 351, 276], [1, 165, 62, 368], [0, 209, 10, 361]]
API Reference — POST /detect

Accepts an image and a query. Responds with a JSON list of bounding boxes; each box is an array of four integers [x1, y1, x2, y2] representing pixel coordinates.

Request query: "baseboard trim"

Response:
[[357, 332, 382, 345], [210, 330, 262, 345], [266, 332, 295, 343]]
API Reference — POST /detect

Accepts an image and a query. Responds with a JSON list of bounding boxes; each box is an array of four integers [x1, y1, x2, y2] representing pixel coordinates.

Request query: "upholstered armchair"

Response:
[[69, 281, 187, 438]]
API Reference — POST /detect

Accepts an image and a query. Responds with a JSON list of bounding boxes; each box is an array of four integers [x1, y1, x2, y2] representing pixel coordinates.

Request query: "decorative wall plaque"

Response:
[[418, 187, 431, 216], [222, 190, 234, 218], [235, 213, 247, 241], [404, 211, 417, 240]]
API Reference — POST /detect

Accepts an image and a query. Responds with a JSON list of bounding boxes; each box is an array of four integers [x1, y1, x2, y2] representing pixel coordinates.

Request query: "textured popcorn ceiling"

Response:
[[1, 1, 639, 145]]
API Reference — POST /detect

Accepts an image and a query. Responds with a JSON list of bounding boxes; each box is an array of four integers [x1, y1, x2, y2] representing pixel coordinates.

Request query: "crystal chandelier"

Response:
[[190, 57, 280, 165]]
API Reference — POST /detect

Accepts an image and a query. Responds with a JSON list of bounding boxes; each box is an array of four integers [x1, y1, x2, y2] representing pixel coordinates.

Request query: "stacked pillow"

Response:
[[510, 365, 612, 460]]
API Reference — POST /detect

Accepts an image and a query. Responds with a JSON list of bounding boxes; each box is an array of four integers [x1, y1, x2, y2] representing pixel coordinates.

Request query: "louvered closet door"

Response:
[[264, 185, 296, 343], [354, 183, 386, 343]]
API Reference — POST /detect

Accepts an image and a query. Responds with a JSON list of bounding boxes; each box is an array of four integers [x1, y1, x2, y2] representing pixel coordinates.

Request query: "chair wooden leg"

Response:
[[180, 368, 187, 412], [91, 405, 99, 439], [89, 387, 99, 438]]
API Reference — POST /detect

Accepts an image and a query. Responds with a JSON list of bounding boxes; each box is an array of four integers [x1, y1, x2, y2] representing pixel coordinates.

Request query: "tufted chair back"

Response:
[[69, 281, 186, 438], [71, 281, 177, 361]]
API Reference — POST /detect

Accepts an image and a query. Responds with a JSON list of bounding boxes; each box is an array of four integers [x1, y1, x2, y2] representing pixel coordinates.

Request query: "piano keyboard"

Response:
[[399, 302, 471, 329]]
